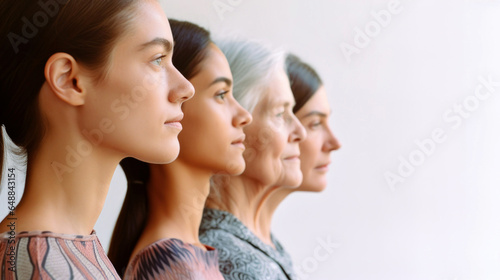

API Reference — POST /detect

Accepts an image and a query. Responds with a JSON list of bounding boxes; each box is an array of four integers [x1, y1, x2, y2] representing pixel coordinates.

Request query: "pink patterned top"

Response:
[[124, 238, 224, 280], [0, 230, 120, 279]]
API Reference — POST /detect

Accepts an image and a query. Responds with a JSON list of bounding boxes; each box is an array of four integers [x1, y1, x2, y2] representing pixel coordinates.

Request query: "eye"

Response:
[[276, 111, 285, 118], [152, 55, 166, 67], [310, 121, 321, 128], [216, 90, 229, 100], [309, 121, 323, 130]]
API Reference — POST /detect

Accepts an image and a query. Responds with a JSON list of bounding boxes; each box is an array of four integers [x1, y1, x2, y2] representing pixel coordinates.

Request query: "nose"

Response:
[[232, 98, 253, 128], [323, 125, 341, 152], [288, 114, 306, 143], [168, 67, 195, 104]]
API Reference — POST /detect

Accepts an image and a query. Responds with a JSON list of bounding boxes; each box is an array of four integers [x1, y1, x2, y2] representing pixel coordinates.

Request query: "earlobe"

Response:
[[44, 53, 86, 106]]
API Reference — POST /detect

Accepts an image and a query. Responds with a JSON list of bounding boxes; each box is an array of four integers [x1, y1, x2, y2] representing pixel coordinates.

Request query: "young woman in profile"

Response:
[[0, 1, 193, 278], [108, 20, 252, 279], [199, 40, 306, 280]]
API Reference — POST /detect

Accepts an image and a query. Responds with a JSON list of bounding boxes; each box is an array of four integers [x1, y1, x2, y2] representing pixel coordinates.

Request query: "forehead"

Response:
[[258, 69, 294, 110], [193, 44, 233, 84], [297, 86, 331, 117], [114, 1, 172, 51]]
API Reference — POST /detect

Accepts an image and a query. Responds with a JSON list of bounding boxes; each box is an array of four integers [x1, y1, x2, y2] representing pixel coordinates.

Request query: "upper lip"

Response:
[[283, 154, 300, 160], [165, 113, 184, 123], [231, 135, 246, 144], [316, 161, 331, 168]]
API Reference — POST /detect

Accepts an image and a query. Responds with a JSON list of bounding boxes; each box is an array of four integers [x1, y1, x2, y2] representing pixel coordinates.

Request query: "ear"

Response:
[[44, 53, 86, 106]]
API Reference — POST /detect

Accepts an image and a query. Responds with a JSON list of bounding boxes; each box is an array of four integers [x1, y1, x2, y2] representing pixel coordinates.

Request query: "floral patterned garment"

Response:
[[199, 208, 296, 280], [123, 238, 224, 280], [0, 230, 120, 280]]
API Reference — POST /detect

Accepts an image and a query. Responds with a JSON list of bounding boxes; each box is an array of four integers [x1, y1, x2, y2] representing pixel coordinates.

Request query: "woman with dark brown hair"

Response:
[[0, 1, 193, 278], [108, 20, 251, 279], [286, 54, 341, 191]]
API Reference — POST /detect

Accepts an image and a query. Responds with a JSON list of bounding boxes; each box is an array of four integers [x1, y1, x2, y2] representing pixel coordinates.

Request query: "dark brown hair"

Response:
[[285, 54, 323, 114], [108, 19, 211, 276], [0, 0, 140, 182]]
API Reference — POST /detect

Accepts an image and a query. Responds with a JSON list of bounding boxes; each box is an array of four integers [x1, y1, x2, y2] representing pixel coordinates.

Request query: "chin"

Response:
[[222, 159, 245, 175], [143, 143, 180, 164], [281, 174, 303, 188], [298, 181, 327, 192]]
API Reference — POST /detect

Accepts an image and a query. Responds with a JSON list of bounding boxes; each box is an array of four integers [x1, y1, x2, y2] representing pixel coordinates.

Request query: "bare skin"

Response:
[[207, 175, 282, 246], [130, 44, 252, 258], [257, 86, 341, 244], [206, 69, 306, 246], [135, 162, 214, 252], [0, 0, 193, 235]]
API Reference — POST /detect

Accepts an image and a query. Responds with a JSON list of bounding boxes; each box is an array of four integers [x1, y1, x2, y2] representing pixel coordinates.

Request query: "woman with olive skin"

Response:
[[0, 1, 193, 278], [108, 20, 252, 280], [259, 54, 342, 270], [199, 41, 306, 280]]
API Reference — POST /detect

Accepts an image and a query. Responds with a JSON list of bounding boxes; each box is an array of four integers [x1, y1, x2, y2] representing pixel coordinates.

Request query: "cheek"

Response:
[[272, 135, 286, 157], [87, 68, 152, 122], [242, 137, 277, 177], [90, 75, 173, 157], [178, 103, 240, 172], [177, 114, 211, 161], [261, 128, 287, 167], [299, 135, 320, 172]]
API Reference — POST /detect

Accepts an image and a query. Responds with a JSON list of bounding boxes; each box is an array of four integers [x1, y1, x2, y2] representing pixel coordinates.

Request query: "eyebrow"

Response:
[[210, 77, 232, 87], [274, 101, 291, 108], [138, 37, 173, 53], [301, 110, 329, 118], [267, 99, 294, 111]]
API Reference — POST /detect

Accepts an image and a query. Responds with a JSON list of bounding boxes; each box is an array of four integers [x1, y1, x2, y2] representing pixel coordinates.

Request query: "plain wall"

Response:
[[2, 0, 500, 279]]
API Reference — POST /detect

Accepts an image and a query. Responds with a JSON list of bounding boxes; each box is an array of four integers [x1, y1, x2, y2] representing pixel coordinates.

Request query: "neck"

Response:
[[139, 160, 212, 250], [1, 131, 120, 235], [207, 175, 280, 246], [258, 187, 295, 243]]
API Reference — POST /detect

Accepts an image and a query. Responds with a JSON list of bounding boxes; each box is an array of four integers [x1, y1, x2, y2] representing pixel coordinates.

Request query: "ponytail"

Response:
[[108, 158, 150, 277]]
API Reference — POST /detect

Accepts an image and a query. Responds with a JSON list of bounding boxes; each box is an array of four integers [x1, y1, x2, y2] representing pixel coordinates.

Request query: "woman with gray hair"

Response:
[[199, 40, 306, 280]]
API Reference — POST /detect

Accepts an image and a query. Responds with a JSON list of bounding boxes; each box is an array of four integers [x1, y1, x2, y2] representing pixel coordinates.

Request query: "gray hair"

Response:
[[216, 39, 286, 113], [207, 40, 286, 208]]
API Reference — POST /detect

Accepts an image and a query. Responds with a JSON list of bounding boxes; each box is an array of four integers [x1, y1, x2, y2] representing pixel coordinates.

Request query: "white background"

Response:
[[2, 0, 500, 279]]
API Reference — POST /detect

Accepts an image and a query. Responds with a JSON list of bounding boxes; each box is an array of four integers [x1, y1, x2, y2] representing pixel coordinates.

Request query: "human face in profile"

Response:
[[242, 69, 306, 187], [295, 86, 341, 191], [80, 0, 194, 164], [177, 44, 252, 174]]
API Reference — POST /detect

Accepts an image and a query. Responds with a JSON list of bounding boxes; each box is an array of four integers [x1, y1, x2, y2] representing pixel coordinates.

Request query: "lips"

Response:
[[164, 113, 184, 129], [315, 161, 331, 172], [231, 135, 245, 145], [231, 135, 246, 149], [283, 155, 300, 161]]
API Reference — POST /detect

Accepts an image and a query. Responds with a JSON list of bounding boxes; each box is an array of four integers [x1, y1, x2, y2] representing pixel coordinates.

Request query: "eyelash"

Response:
[[310, 121, 322, 128], [216, 90, 229, 100], [152, 55, 167, 67]]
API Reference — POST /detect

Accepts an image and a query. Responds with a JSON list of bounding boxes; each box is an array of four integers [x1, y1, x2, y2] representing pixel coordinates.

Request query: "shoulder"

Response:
[[125, 238, 221, 280], [129, 238, 197, 267], [199, 230, 280, 280], [1, 232, 119, 279], [199, 228, 246, 252]]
